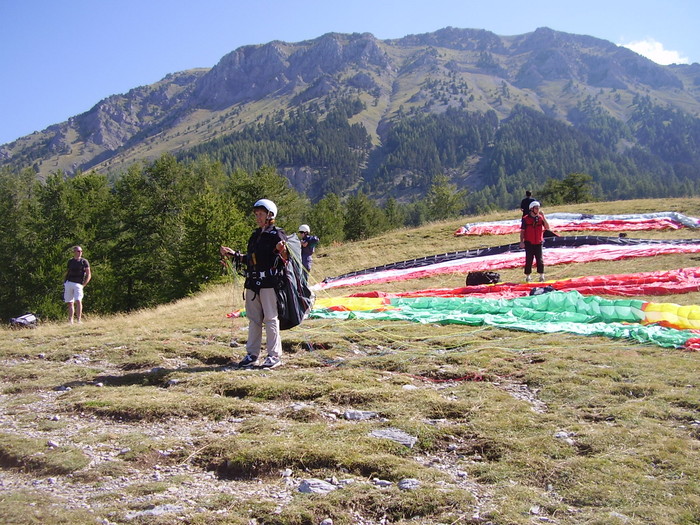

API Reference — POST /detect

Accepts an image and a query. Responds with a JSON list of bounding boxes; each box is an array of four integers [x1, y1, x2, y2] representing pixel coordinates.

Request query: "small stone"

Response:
[[298, 478, 337, 494], [344, 409, 378, 421], [94, 382, 104, 387], [47, 440, 59, 448], [554, 431, 570, 439], [373, 478, 393, 488], [398, 478, 421, 490], [320, 519, 333, 525], [370, 428, 418, 448], [124, 504, 184, 519]]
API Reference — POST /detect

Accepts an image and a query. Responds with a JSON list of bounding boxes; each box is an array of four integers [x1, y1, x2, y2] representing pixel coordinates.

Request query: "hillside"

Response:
[[1, 198, 700, 524], [2, 27, 700, 206]]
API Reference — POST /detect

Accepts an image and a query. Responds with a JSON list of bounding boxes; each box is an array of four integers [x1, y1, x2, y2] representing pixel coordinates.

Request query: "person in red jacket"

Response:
[[519, 201, 550, 282]]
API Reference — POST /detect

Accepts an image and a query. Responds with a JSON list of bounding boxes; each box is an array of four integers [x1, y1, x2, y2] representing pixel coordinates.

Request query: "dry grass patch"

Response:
[[199, 420, 443, 482], [0, 490, 96, 525], [261, 483, 476, 525], [62, 385, 256, 421], [0, 431, 89, 475]]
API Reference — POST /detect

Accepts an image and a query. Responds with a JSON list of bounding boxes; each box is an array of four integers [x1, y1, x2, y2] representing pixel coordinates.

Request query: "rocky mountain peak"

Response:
[[3, 26, 700, 184]]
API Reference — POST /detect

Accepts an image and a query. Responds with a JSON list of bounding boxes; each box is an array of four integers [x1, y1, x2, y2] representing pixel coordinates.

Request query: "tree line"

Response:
[[4, 94, 698, 322], [0, 156, 476, 323]]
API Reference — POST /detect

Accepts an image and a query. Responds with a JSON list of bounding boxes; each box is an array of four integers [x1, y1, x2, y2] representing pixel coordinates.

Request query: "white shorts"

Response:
[[64, 281, 84, 303]]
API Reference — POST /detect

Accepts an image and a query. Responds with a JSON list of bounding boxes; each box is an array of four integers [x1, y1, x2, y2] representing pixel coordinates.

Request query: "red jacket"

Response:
[[521, 213, 546, 244]]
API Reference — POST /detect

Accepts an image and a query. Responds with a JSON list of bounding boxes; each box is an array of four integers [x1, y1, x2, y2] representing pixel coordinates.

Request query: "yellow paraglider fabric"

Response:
[[642, 302, 700, 330]]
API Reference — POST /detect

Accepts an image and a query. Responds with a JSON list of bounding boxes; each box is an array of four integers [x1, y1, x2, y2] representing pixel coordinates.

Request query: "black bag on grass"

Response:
[[466, 271, 500, 286]]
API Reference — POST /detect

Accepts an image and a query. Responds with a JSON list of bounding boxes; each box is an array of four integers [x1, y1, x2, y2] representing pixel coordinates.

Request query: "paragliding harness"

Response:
[[232, 233, 314, 330], [274, 234, 315, 330]]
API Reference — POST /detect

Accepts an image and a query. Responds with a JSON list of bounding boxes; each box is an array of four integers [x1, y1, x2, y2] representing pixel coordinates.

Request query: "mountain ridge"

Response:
[[2, 26, 700, 203]]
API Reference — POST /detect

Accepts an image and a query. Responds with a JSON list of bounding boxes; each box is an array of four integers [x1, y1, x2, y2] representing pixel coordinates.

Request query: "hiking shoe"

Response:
[[539, 274, 546, 282], [525, 275, 532, 283], [237, 354, 258, 367], [260, 356, 282, 369]]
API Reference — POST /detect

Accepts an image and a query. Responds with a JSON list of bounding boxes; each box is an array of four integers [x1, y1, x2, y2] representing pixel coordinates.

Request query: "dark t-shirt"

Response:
[[520, 197, 535, 215], [66, 257, 89, 283]]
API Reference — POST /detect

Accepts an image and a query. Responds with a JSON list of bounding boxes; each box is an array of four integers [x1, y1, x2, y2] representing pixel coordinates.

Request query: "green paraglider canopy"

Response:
[[311, 291, 700, 350]]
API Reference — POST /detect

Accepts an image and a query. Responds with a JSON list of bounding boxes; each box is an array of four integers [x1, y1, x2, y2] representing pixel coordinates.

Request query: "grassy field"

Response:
[[1, 198, 700, 524]]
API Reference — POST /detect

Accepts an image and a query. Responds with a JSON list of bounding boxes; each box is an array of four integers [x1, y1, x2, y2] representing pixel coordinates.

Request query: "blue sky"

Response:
[[1, 0, 697, 146]]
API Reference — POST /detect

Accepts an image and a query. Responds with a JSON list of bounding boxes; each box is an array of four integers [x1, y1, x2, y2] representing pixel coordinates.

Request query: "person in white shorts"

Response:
[[64, 246, 91, 324]]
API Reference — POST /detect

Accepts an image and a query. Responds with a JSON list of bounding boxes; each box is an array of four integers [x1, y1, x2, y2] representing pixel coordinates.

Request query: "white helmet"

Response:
[[298, 224, 310, 233], [253, 199, 277, 218]]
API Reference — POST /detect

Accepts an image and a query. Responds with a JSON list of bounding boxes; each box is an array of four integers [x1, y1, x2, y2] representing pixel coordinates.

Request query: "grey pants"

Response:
[[245, 288, 282, 358]]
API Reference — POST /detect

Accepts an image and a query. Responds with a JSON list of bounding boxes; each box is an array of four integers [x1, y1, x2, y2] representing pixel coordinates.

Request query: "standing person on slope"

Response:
[[64, 245, 91, 324], [520, 190, 536, 216], [520, 201, 550, 283], [220, 199, 288, 369], [297, 224, 319, 275]]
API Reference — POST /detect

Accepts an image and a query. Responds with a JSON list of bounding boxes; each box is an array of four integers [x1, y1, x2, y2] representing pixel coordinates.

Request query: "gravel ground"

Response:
[[0, 357, 556, 524]]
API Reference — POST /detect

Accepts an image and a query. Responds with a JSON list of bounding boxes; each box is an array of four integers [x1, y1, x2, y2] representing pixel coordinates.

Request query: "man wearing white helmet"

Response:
[[297, 224, 320, 274], [220, 199, 287, 368]]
